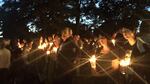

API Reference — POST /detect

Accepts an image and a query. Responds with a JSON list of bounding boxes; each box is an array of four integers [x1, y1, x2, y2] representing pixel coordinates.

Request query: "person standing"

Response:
[[0, 38, 11, 84], [96, 35, 124, 84], [121, 20, 150, 84], [55, 27, 78, 84]]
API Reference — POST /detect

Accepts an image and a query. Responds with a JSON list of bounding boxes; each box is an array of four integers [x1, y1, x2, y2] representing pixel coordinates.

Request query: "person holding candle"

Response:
[[96, 35, 124, 84], [120, 20, 150, 84]]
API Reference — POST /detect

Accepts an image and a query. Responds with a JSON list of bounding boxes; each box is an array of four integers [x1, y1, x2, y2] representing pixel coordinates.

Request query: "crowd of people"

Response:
[[0, 20, 150, 84]]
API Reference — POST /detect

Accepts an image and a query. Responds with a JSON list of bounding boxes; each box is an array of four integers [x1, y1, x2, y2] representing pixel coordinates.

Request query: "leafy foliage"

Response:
[[0, 0, 149, 38]]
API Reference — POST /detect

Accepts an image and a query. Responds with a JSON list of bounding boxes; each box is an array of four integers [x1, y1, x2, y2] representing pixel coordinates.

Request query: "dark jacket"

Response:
[[57, 37, 78, 75], [131, 34, 150, 75]]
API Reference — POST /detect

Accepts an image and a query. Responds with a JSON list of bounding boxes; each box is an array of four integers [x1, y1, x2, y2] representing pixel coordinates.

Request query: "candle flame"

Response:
[[46, 50, 50, 55], [111, 39, 116, 46], [49, 42, 53, 47], [38, 43, 47, 49], [80, 46, 83, 49], [120, 58, 131, 67], [18, 42, 23, 48], [89, 55, 97, 69], [52, 47, 58, 53]]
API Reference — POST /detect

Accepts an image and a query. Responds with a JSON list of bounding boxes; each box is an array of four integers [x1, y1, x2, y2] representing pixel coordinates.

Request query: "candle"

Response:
[[89, 55, 97, 70], [52, 47, 58, 53], [46, 50, 50, 55]]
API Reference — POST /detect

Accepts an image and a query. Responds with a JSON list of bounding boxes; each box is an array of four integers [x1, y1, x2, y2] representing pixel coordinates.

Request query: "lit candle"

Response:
[[46, 50, 50, 55], [38, 43, 47, 49], [49, 42, 53, 47], [111, 39, 116, 46], [120, 58, 131, 67], [18, 42, 22, 48], [119, 50, 132, 74], [120, 50, 132, 67], [52, 47, 58, 53], [80, 46, 83, 49], [89, 55, 97, 70], [38, 45, 43, 49]]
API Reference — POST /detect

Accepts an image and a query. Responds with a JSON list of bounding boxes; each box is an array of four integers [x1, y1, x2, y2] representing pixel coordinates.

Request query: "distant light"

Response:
[[34, 18, 38, 22], [46, 15, 50, 17], [16, 0, 20, 2], [67, 17, 76, 24], [26, 22, 41, 33], [145, 6, 150, 12], [0, 35, 3, 38], [91, 27, 95, 29], [0, 31, 2, 35], [97, 24, 102, 27], [91, 30, 94, 33], [102, 20, 105, 23], [66, 4, 74, 9], [0, 29, 3, 38], [80, 15, 94, 25], [137, 20, 142, 33], [16, 8, 20, 11], [95, 2, 100, 8]]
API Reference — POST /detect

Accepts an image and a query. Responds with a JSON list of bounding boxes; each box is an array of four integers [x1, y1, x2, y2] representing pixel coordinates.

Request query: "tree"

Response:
[[0, 0, 149, 38]]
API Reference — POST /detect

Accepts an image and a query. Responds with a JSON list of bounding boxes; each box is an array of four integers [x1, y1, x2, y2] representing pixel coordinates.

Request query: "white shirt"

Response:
[[0, 48, 11, 69]]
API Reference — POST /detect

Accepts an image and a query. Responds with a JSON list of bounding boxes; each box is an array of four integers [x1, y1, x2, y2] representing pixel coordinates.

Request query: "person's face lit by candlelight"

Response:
[[121, 28, 136, 46], [98, 36, 110, 55], [61, 27, 73, 41]]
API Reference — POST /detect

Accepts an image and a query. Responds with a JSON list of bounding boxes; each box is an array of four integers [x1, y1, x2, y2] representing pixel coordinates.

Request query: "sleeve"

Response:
[[137, 34, 150, 45], [136, 34, 150, 53]]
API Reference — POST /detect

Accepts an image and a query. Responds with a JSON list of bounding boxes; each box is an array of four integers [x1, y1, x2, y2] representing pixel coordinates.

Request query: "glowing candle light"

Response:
[[43, 43, 47, 48], [38, 43, 47, 49], [119, 50, 132, 74], [38, 45, 43, 49], [111, 39, 116, 46], [89, 55, 97, 70], [120, 50, 132, 67], [46, 50, 50, 55], [18, 42, 22, 48], [120, 58, 131, 67], [52, 47, 58, 53], [17, 41, 24, 49], [49, 42, 53, 47], [80, 46, 83, 49]]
